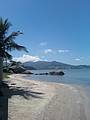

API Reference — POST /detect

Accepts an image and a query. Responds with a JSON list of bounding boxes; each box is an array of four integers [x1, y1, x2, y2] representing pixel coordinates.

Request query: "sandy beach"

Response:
[[7, 74, 90, 120]]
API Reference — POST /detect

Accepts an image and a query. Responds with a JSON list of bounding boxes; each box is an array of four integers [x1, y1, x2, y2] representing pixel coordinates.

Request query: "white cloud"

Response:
[[44, 49, 53, 54], [58, 49, 69, 53], [40, 42, 47, 46], [13, 54, 41, 63], [74, 58, 81, 61]]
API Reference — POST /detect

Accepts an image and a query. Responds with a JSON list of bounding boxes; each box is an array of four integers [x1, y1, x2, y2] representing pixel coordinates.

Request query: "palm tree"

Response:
[[0, 18, 28, 83]]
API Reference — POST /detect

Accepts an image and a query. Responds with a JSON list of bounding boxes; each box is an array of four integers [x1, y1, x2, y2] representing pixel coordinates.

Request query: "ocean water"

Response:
[[25, 69, 90, 96], [25, 69, 90, 85]]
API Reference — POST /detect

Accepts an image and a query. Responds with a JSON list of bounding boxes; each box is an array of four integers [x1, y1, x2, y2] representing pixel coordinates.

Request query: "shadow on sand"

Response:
[[8, 85, 44, 100]]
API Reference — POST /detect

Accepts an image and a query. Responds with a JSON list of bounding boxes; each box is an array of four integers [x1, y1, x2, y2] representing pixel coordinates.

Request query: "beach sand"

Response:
[[7, 74, 90, 120]]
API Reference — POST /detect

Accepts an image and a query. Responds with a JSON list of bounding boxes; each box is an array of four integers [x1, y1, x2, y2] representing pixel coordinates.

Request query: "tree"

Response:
[[0, 18, 28, 83]]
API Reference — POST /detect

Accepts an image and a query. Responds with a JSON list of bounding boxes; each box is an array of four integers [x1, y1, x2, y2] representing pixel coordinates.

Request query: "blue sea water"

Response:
[[25, 69, 90, 95]]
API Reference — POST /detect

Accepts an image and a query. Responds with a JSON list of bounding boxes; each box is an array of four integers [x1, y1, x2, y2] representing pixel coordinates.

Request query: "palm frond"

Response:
[[6, 41, 28, 53], [13, 44, 28, 52], [3, 18, 12, 33], [0, 18, 11, 36], [4, 31, 23, 43], [0, 18, 28, 61], [0, 48, 12, 60], [3, 51, 12, 60]]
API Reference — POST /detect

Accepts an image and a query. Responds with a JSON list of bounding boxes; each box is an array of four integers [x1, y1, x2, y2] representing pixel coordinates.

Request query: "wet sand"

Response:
[[7, 74, 90, 120]]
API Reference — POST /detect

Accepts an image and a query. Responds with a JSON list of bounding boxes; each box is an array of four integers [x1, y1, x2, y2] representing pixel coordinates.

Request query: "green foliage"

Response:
[[0, 17, 28, 61]]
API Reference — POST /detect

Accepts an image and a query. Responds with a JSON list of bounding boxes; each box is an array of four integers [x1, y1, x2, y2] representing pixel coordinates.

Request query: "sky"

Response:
[[0, 0, 90, 65]]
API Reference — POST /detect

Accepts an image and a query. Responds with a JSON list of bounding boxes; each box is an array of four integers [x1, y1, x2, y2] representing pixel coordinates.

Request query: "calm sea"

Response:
[[25, 69, 90, 95]]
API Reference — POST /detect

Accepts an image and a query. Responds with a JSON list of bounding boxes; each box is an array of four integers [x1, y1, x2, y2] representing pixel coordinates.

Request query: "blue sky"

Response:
[[0, 0, 90, 65]]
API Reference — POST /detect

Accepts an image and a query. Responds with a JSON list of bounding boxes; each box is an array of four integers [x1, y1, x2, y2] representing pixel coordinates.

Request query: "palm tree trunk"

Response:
[[0, 56, 3, 84]]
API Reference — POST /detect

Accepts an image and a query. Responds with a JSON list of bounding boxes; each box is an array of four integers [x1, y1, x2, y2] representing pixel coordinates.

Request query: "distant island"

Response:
[[23, 61, 90, 70]]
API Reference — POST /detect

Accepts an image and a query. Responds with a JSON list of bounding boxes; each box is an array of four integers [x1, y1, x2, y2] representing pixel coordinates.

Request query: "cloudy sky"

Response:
[[0, 0, 90, 65]]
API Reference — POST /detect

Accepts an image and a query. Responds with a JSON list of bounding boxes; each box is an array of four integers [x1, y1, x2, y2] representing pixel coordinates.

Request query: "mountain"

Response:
[[22, 61, 90, 70], [73, 65, 90, 69]]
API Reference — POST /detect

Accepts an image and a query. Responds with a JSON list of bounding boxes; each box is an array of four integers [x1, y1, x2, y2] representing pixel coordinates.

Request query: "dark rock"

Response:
[[35, 74, 38, 75], [35, 72, 49, 75], [49, 71, 55, 75], [22, 70, 33, 74], [58, 71, 65, 75], [45, 72, 48, 75], [8, 70, 14, 74], [9, 66, 26, 73], [49, 71, 64, 76], [39, 73, 43, 75], [34, 71, 64, 76]]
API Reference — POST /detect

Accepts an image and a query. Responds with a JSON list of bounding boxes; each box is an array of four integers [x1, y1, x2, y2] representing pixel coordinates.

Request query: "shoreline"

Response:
[[7, 74, 90, 120]]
